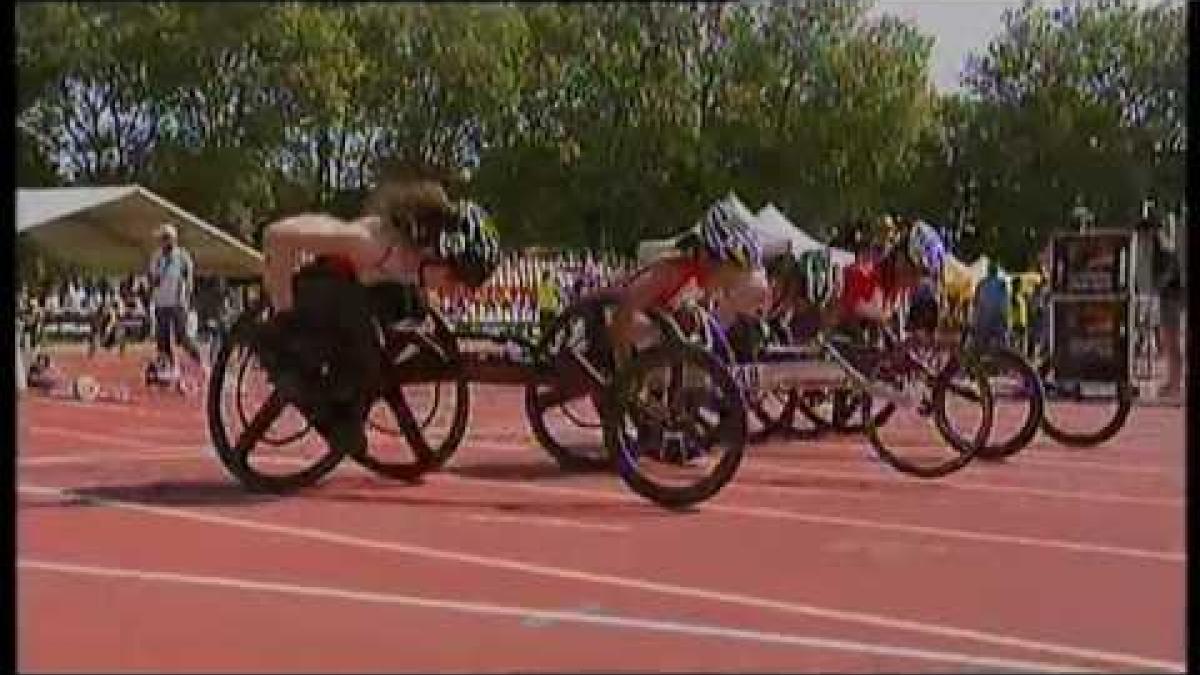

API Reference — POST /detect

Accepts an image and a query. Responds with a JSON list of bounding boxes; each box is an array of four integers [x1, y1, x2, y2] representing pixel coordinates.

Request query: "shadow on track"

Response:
[[46, 480, 281, 508], [734, 471, 948, 494], [446, 459, 609, 481], [302, 471, 696, 519]]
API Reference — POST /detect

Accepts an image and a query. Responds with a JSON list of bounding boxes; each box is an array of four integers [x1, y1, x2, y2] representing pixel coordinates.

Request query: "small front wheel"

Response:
[[605, 343, 747, 508]]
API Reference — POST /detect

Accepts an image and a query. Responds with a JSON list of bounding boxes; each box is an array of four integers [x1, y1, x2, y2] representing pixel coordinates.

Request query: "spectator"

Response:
[[193, 277, 227, 345], [43, 287, 59, 316], [1027, 273, 1050, 360], [907, 275, 939, 341], [972, 261, 1010, 349], [27, 353, 64, 391], [21, 295, 46, 354], [147, 223, 206, 375], [88, 297, 126, 358], [16, 318, 25, 393], [1009, 276, 1028, 357], [1150, 211, 1184, 400], [536, 268, 562, 333]]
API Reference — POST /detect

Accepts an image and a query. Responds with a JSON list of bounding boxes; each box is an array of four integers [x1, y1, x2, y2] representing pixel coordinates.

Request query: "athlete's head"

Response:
[[682, 192, 764, 273], [434, 200, 502, 290], [365, 179, 459, 248], [879, 218, 946, 293], [904, 220, 947, 280], [765, 248, 832, 313]]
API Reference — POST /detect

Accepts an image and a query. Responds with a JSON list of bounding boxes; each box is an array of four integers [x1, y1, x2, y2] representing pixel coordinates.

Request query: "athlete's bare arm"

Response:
[[708, 265, 769, 327], [262, 215, 372, 312], [611, 258, 693, 362]]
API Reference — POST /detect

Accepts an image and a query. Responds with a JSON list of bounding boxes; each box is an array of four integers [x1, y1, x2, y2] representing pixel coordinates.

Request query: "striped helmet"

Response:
[[768, 249, 833, 309], [689, 193, 763, 269], [437, 201, 502, 289], [904, 220, 947, 279]]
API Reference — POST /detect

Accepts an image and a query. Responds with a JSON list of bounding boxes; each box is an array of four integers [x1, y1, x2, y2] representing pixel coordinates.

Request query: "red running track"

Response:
[[16, 347, 1186, 672]]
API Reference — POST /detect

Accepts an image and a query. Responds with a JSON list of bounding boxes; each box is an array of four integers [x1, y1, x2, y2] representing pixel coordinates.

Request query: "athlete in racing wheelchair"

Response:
[[253, 179, 502, 462]]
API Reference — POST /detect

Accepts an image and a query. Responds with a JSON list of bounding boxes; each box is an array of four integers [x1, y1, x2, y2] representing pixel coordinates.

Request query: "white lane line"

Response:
[[20, 430, 1186, 563], [464, 513, 629, 534], [431, 473, 1185, 564], [461, 436, 1183, 477], [16, 483, 1182, 672], [743, 461, 1184, 508], [18, 558, 1097, 673], [1017, 456, 1180, 477], [26, 426, 166, 449], [471, 437, 1181, 485], [19, 450, 204, 467], [456, 442, 1185, 557]]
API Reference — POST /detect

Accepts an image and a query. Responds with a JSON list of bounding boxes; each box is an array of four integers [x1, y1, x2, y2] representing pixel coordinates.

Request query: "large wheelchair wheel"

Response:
[[968, 344, 1044, 460], [605, 342, 747, 509], [360, 308, 470, 477], [525, 292, 683, 471], [1037, 355, 1133, 447], [207, 303, 343, 493], [864, 351, 993, 478], [671, 304, 796, 444]]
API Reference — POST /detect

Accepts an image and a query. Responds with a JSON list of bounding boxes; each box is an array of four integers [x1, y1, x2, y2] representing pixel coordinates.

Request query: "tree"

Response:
[[961, 0, 1186, 266]]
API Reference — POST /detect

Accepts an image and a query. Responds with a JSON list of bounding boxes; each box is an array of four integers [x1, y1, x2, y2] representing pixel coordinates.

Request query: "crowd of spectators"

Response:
[[433, 249, 634, 338], [17, 273, 241, 358], [17, 274, 155, 352]]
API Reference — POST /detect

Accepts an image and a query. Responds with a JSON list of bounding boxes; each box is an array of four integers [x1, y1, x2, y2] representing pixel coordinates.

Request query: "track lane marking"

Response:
[[432, 473, 1184, 563], [21, 438, 1184, 564], [18, 429, 1185, 563], [26, 426, 175, 450], [16, 483, 1183, 672], [471, 439, 1182, 505], [19, 450, 203, 467], [19, 558, 1101, 673], [1015, 456, 1180, 477], [742, 460, 1183, 508], [463, 513, 629, 533]]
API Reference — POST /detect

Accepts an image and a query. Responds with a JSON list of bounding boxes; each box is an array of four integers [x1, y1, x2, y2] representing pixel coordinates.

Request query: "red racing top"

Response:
[[652, 257, 711, 306]]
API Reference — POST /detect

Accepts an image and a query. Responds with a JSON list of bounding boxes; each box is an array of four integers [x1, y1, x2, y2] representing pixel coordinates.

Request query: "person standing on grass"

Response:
[[147, 223, 206, 375]]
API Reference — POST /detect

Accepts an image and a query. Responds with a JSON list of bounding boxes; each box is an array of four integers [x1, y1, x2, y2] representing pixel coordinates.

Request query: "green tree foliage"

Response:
[[959, 0, 1186, 266], [15, 0, 1185, 262]]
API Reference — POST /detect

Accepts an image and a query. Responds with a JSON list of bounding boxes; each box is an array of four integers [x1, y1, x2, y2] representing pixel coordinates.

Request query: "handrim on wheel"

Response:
[[863, 351, 994, 479], [968, 344, 1044, 460], [358, 307, 470, 477], [525, 293, 684, 471], [207, 302, 343, 493], [604, 342, 747, 509]]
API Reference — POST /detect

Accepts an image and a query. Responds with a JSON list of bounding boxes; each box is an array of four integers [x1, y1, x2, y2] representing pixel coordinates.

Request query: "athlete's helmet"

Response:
[[904, 220, 947, 278], [689, 193, 763, 269], [437, 201, 502, 289]]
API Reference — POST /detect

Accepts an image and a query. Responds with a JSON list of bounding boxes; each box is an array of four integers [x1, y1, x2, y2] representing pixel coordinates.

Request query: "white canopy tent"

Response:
[[16, 185, 263, 278], [635, 202, 854, 266], [755, 204, 854, 266]]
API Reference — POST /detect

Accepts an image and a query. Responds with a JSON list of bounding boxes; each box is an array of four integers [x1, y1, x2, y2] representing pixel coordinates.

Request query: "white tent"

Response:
[[17, 185, 263, 278], [756, 204, 854, 266], [635, 201, 854, 266]]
